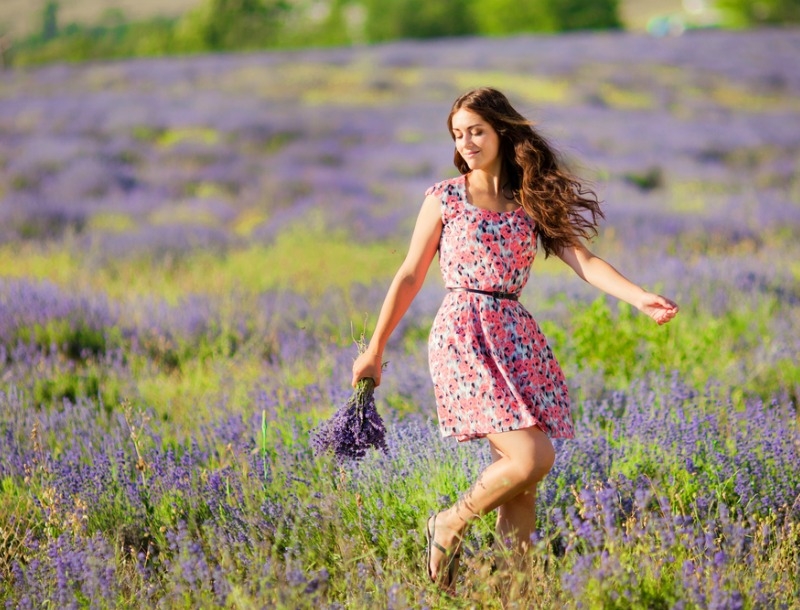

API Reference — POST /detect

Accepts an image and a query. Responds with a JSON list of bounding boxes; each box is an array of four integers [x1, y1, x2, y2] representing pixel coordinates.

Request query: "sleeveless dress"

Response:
[[426, 175, 574, 441]]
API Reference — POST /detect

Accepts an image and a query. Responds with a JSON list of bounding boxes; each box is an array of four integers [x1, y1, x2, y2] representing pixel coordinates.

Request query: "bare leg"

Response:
[[428, 426, 555, 582], [490, 444, 538, 556]]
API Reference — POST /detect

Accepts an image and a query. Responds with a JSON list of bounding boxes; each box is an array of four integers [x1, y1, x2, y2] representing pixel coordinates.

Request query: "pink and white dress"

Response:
[[426, 174, 574, 442]]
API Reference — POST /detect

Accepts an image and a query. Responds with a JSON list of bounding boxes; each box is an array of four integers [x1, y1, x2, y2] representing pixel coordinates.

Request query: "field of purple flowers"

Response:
[[1, 27, 799, 608]]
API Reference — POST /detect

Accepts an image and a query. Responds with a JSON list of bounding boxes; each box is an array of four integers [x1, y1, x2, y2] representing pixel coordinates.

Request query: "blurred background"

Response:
[[0, 0, 797, 68]]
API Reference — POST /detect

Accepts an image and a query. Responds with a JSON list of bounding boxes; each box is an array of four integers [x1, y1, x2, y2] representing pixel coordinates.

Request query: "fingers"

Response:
[[653, 305, 679, 325], [353, 371, 381, 388], [663, 300, 679, 312], [352, 358, 382, 387], [643, 293, 679, 325], [653, 293, 679, 310]]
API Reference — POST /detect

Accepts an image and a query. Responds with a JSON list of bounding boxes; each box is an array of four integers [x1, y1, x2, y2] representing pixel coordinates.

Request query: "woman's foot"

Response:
[[425, 511, 462, 593]]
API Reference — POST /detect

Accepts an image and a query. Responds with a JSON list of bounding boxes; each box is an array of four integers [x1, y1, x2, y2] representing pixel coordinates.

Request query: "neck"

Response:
[[467, 164, 504, 195]]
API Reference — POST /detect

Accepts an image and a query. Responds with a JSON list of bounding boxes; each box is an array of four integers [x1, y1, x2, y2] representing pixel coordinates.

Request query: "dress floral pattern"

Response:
[[426, 174, 574, 441]]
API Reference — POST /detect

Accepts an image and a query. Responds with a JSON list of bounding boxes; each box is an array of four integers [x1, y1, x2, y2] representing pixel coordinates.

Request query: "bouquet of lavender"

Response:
[[311, 376, 388, 462]]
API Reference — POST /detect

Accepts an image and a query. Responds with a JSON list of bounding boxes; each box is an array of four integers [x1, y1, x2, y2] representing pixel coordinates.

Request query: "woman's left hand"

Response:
[[638, 293, 679, 325]]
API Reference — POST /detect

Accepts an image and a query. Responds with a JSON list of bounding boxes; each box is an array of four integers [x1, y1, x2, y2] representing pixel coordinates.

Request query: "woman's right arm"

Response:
[[351, 193, 443, 387]]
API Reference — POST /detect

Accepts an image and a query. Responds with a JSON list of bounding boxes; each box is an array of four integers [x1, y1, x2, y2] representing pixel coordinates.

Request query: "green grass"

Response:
[[0, 223, 406, 304], [454, 71, 572, 105], [542, 294, 799, 404]]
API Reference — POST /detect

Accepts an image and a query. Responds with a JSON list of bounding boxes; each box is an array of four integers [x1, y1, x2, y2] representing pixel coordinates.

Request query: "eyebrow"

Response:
[[452, 123, 484, 132]]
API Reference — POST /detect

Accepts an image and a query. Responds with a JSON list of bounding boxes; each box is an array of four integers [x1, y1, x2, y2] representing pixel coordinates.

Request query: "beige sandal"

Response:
[[425, 513, 461, 591]]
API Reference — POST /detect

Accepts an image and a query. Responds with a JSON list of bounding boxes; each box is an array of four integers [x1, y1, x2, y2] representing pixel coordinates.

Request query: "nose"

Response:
[[461, 134, 476, 151]]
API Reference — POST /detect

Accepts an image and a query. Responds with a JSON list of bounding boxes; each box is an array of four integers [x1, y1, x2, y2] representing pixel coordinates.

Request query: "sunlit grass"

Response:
[[156, 127, 221, 148], [87, 212, 139, 233], [147, 202, 225, 226], [134, 355, 263, 426], [668, 180, 734, 213], [218, 62, 572, 107], [597, 81, 656, 110], [232, 208, 271, 236], [0, 245, 77, 284], [301, 64, 424, 106], [676, 80, 800, 116], [454, 70, 571, 105], [215, 62, 426, 105], [710, 82, 800, 113], [189, 226, 405, 298], [530, 253, 573, 275], [0, 224, 406, 303]]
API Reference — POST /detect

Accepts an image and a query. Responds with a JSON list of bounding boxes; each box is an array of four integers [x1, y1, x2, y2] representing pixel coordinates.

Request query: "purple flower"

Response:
[[311, 377, 387, 462]]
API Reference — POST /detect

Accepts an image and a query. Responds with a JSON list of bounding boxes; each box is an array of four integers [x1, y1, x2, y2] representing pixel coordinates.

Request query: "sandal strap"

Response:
[[430, 539, 449, 555]]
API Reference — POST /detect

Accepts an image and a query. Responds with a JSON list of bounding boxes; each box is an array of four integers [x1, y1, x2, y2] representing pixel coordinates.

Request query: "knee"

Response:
[[538, 443, 556, 479], [490, 427, 556, 489], [512, 444, 554, 487]]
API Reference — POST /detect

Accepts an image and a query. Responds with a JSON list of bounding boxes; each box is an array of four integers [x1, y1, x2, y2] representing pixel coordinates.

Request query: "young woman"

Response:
[[351, 87, 679, 592]]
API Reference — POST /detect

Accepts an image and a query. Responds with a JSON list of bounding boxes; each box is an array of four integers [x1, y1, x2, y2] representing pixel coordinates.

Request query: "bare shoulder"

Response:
[[418, 191, 444, 221], [425, 175, 464, 198]]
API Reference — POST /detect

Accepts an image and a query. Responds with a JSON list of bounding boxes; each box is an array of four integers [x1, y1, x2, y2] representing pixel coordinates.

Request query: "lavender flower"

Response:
[[311, 377, 387, 462]]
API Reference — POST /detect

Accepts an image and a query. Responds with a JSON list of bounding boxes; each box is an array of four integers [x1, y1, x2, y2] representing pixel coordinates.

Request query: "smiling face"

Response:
[[450, 108, 502, 174]]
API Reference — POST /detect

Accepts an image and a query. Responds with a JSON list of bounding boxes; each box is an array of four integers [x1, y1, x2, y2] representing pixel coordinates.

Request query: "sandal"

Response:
[[425, 513, 461, 591]]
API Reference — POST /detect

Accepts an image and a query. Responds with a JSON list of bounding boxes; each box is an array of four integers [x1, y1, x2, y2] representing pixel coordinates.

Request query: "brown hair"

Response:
[[447, 87, 604, 257]]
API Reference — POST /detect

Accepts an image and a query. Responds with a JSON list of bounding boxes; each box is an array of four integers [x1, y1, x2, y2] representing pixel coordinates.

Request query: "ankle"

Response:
[[440, 507, 469, 536]]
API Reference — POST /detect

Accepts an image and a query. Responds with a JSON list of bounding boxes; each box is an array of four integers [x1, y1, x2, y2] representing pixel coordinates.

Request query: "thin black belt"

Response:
[[449, 287, 519, 301]]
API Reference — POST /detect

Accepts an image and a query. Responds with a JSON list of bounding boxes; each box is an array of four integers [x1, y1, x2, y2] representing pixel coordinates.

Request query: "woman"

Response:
[[351, 87, 679, 592]]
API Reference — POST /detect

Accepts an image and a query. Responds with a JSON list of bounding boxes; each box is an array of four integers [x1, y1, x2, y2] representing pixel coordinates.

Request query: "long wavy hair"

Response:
[[447, 87, 604, 258]]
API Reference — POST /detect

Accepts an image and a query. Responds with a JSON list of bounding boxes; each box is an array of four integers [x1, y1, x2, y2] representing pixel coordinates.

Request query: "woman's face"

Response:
[[450, 108, 502, 173]]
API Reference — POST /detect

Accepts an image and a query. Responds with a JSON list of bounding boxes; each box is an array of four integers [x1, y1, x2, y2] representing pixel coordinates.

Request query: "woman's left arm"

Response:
[[558, 244, 679, 325]]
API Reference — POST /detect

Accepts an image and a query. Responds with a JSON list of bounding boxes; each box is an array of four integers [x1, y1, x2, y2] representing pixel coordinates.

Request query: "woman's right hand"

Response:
[[352, 348, 384, 388]]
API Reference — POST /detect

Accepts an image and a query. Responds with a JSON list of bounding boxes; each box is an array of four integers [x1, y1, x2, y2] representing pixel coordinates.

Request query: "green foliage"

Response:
[[31, 365, 122, 408], [623, 166, 665, 191], [0, 478, 37, 585], [11, 319, 124, 407], [568, 297, 642, 379], [16, 319, 122, 361], [472, 0, 620, 35], [540, 296, 655, 390], [11, 0, 624, 67], [715, 0, 800, 26], [576, 560, 680, 610], [12, 18, 178, 66], [278, 0, 361, 47], [551, 0, 622, 30], [362, 0, 475, 42], [40, 1, 59, 41], [174, 0, 289, 52], [539, 294, 797, 403], [471, 0, 558, 35]]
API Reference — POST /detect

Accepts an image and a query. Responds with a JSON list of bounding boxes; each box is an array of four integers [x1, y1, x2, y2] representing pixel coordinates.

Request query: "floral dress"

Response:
[[426, 175, 574, 441]]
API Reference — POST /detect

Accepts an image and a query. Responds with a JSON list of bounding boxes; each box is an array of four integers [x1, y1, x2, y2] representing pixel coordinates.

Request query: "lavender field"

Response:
[[1, 27, 799, 608]]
